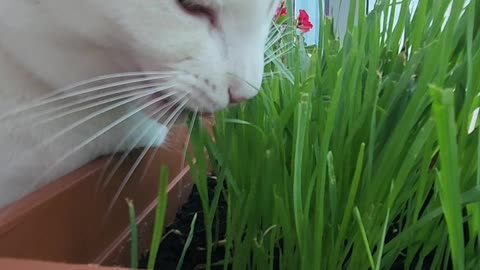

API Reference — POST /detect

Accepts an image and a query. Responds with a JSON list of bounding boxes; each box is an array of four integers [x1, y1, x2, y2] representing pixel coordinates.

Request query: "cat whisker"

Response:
[[99, 94, 187, 191], [45, 74, 177, 101], [29, 82, 173, 122], [34, 83, 178, 150], [265, 25, 292, 51], [266, 31, 285, 49], [268, 23, 286, 38], [52, 71, 182, 95], [225, 72, 261, 94], [264, 25, 295, 84], [134, 102, 188, 185], [0, 72, 182, 121], [265, 35, 294, 54], [38, 91, 181, 182], [263, 71, 286, 79], [181, 108, 198, 169], [264, 43, 293, 65], [93, 105, 165, 195], [271, 23, 299, 31], [105, 98, 188, 216], [32, 83, 176, 126]]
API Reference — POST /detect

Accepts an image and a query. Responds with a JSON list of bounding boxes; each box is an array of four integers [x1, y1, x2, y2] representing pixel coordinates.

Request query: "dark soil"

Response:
[[139, 174, 228, 270]]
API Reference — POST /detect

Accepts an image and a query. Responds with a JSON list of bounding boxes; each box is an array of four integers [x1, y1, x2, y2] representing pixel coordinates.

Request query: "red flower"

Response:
[[297, 9, 313, 33], [274, 1, 287, 21]]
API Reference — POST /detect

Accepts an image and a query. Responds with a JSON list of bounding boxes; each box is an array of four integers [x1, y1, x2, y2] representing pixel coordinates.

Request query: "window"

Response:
[[295, 0, 321, 45]]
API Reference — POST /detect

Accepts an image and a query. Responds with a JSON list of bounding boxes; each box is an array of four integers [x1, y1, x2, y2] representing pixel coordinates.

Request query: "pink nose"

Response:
[[228, 87, 245, 104]]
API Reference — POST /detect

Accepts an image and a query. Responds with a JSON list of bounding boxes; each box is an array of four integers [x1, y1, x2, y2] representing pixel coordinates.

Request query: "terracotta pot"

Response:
[[0, 125, 194, 269], [0, 258, 128, 270]]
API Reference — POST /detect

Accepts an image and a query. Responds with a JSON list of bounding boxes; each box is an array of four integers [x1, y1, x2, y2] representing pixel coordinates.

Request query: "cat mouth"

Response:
[[159, 96, 184, 112], [147, 93, 214, 123], [141, 92, 184, 123]]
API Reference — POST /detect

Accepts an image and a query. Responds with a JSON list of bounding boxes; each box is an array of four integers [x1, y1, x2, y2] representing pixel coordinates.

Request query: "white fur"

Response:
[[0, 0, 279, 207]]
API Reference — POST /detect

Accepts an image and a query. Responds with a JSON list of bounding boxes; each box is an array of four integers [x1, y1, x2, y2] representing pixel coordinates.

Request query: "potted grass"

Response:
[[142, 0, 480, 269], [0, 124, 195, 269]]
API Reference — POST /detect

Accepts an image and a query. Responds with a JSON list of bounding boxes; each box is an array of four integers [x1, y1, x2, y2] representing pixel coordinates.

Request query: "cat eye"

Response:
[[177, 0, 218, 28]]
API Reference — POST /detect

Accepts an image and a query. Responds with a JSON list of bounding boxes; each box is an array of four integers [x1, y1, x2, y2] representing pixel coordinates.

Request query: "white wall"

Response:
[[329, 0, 433, 41]]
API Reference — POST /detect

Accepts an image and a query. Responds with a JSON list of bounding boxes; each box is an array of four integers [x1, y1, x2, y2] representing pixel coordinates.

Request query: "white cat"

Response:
[[0, 0, 280, 208]]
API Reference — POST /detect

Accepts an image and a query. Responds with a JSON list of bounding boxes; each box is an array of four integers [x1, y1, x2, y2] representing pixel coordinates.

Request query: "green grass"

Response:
[[127, 166, 169, 270], [184, 0, 480, 269], [127, 199, 139, 270], [176, 213, 198, 270], [146, 166, 169, 270]]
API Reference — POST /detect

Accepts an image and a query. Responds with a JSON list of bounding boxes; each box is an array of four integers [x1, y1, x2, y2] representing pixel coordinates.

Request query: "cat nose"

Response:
[[228, 87, 244, 104], [227, 77, 258, 105]]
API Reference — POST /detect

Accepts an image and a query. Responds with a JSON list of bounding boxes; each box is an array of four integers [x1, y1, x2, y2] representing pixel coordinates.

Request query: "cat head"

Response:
[[33, 0, 281, 114]]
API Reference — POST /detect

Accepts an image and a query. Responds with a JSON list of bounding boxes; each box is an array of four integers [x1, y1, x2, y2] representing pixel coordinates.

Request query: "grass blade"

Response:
[[127, 199, 139, 270], [176, 213, 198, 270], [147, 166, 170, 270], [430, 86, 465, 270]]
